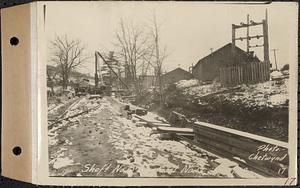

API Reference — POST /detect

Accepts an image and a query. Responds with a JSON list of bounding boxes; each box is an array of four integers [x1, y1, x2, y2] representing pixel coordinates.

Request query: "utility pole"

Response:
[[94, 52, 99, 88], [231, 10, 270, 63], [271, 49, 279, 70], [263, 9, 270, 64], [246, 14, 250, 53]]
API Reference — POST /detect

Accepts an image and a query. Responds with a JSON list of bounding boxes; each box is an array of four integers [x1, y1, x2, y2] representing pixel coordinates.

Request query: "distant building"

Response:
[[162, 68, 193, 86], [192, 43, 260, 81], [139, 75, 156, 90]]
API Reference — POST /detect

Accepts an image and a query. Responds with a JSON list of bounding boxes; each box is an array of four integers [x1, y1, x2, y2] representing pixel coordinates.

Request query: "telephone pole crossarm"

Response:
[[232, 22, 263, 29], [249, 44, 264, 48], [234, 35, 264, 41]]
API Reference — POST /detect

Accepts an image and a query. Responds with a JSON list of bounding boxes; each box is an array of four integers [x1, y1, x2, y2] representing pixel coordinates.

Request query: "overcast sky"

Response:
[[44, 1, 297, 75]]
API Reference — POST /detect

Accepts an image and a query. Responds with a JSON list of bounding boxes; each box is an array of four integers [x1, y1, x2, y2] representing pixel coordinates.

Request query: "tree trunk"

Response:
[[62, 72, 69, 90]]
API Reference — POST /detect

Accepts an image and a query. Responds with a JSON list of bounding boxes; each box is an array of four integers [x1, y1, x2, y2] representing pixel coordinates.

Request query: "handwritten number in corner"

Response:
[[284, 177, 296, 185]]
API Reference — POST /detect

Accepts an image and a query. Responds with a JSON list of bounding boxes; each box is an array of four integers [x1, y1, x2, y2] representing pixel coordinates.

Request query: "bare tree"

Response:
[[113, 19, 152, 91], [46, 65, 58, 93], [149, 14, 168, 104], [50, 35, 89, 89], [113, 16, 168, 97]]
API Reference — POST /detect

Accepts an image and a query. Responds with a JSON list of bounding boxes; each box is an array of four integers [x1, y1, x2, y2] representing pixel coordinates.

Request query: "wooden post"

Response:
[[246, 14, 250, 53], [263, 10, 270, 64], [232, 24, 236, 60], [95, 52, 98, 88]]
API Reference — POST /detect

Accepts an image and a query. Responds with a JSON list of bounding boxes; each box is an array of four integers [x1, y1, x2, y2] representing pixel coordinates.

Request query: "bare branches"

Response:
[[49, 35, 89, 89], [112, 14, 168, 97], [113, 19, 153, 83], [148, 13, 169, 104]]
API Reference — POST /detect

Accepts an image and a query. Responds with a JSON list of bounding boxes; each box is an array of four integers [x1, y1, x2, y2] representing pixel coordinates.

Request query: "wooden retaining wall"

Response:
[[189, 121, 288, 178], [219, 62, 270, 85], [168, 111, 288, 178]]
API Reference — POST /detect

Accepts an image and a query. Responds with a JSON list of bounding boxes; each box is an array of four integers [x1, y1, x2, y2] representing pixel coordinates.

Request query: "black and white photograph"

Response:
[[45, 1, 296, 180]]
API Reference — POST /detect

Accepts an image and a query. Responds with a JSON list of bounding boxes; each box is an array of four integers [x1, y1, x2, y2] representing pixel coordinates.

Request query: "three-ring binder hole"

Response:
[[10, 37, 19, 46], [12, 146, 22, 156]]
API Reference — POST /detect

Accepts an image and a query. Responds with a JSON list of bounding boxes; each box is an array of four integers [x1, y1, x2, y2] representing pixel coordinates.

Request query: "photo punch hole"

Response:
[[9, 36, 19, 46], [12, 146, 22, 156]]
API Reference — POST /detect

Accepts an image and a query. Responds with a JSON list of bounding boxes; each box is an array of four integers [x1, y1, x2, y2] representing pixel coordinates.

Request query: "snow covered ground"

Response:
[[176, 78, 288, 108], [48, 96, 262, 178], [223, 79, 288, 108]]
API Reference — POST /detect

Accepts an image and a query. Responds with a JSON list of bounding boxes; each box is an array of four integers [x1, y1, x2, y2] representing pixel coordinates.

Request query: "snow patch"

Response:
[[176, 79, 200, 89], [51, 157, 75, 169]]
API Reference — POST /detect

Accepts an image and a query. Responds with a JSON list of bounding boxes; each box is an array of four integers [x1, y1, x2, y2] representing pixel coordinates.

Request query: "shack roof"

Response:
[[193, 43, 260, 69], [162, 67, 192, 77]]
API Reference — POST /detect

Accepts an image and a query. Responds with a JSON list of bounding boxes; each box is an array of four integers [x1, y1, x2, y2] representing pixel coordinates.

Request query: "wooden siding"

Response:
[[219, 62, 270, 85], [162, 68, 193, 85]]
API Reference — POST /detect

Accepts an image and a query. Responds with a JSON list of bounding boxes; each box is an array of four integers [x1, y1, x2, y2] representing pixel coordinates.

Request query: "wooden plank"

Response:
[[245, 65, 248, 84], [260, 62, 263, 81], [157, 126, 194, 133], [258, 62, 262, 82], [178, 134, 286, 178], [193, 134, 288, 177], [194, 121, 288, 148], [152, 122, 171, 127], [252, 63, 255, 83], [262, 63, 264, 81], [227, 68, 230, 84], [238, 66, 240, 84], [233, 67, 236, 85], [133, 114, 161, 123], [257, 62, 260, 82], [255, 62, 259, 82], [228, 68, 230, 84], [264, 63, 268, 81], [222, 68, 224, 83], [193, 125, 288, 164], [243, 65, 245, 83], [242, 65, 244, 84], [224, 68, 227, 84], [176, 133, 195, 137], [172, 111, 186, 118], [261, 62, 264, 81], [236, 67, 238, 85], [219, 68, 221, 83]]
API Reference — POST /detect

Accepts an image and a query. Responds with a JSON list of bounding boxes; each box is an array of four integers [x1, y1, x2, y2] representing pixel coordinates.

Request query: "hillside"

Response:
[[148, 79, 288, 142]]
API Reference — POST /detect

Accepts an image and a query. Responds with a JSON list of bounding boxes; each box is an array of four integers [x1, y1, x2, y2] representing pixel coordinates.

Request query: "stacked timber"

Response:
[[132, 114, 171, 127], [191, 121, 288, 178], [157, 126, 195, 139]]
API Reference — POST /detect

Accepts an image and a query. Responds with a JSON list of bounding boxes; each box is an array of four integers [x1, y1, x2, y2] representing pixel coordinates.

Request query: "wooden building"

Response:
[[192, 43, 260, 82], [162, 68, 193, 86], [139, 75, 156, 90]]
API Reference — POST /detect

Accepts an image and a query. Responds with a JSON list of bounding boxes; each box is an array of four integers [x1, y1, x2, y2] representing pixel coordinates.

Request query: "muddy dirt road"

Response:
[[48, 96, 260, 178]]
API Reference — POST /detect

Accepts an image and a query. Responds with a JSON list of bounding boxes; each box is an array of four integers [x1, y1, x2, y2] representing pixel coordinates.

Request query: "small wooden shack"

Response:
[[192, 43, 260, 82], [161, 68, 193, 86]]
